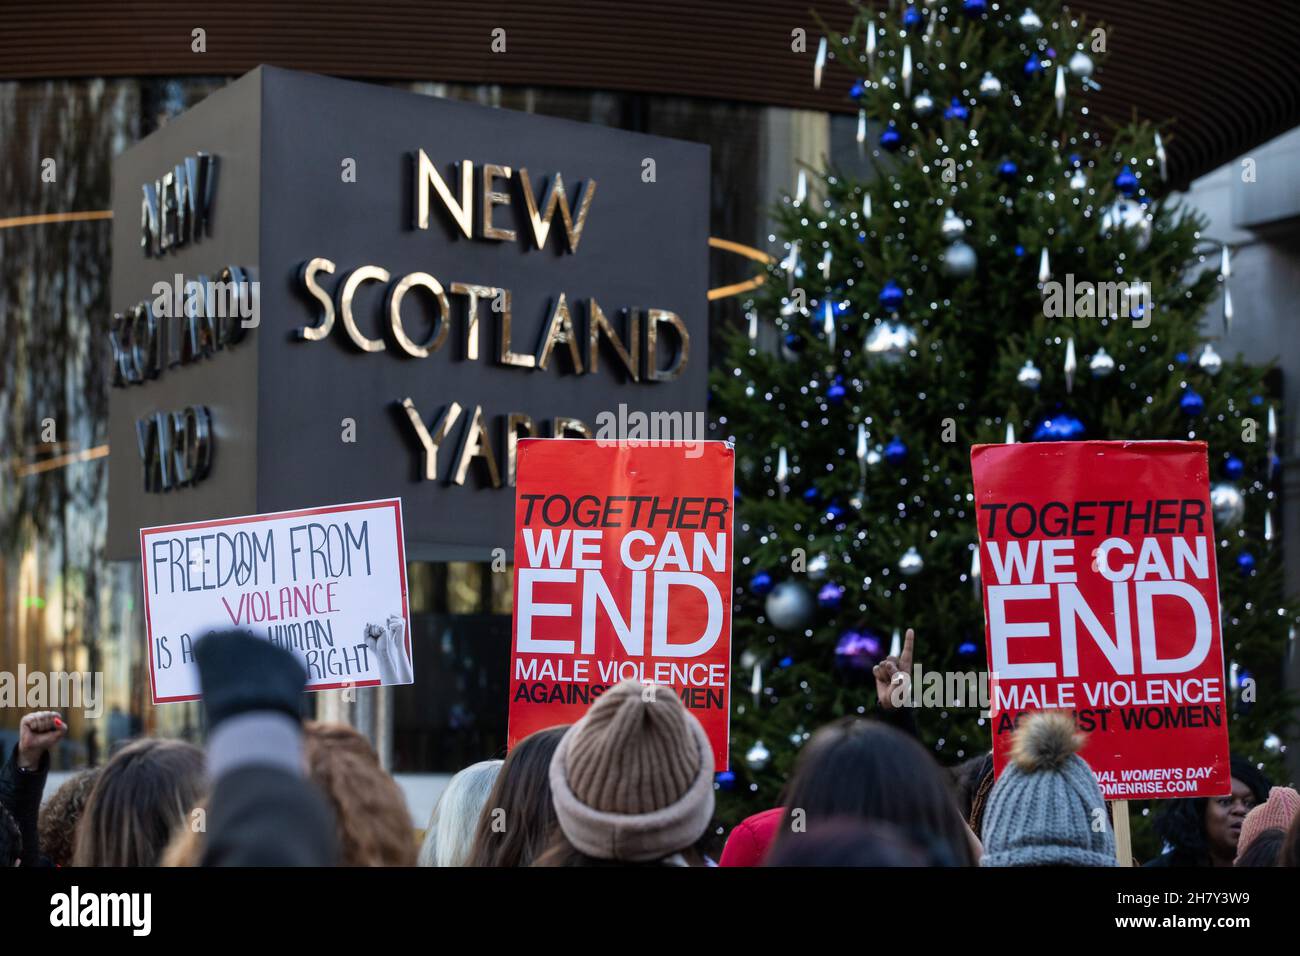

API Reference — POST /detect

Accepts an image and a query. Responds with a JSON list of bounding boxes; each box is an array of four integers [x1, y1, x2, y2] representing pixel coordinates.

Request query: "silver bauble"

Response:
[[1068, 50, 1095, 77], [978, 71, 1002, 97], [1210, 483, 1245, 529], [941, 240, 978, 277], [745, 740, 772, 771], [1016, 359, 1042, 390], [1198, 343, 1223, 376], [912, 90, 936, 116], [739, 648, 759, 670], [765, 581, 815, 631], [1018, 7, 1043, 32], [1069, 168, 1088, 191], [864, 320, 918, 363], [941, 208, 967, 241], [1101, 198, 1152, 252], [807, 551, 831, 581], [1089, 347, 1115, 378], [898, 546, 924, 576]]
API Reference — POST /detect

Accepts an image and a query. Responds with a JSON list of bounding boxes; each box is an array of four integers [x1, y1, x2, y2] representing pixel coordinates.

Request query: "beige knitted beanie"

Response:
[[549, 680, 715, 861]]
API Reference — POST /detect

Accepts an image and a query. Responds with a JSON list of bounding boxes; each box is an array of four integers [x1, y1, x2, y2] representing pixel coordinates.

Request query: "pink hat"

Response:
[[1235, 786, 1300, 863]]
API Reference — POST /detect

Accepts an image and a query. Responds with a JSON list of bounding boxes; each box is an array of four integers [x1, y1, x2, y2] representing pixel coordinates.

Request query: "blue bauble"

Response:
[[733, 485, 741, 501], [825, 502, 845, 522], [715, 771, 737, 791], [835, 630, 883, 671], [849, 79, 866, 101], [958, 641, 980, 658], [778, 655, 793, 668], [1224, 455, 1245, 480], [1175, 351, 1189, 364], [884, 437, 908, 464], [878, 279, 905, 312], [1237, 552, 1256, 574], [944, 97, 969, 121], [962, 0, 987, 14], [832, 298, 852, 317], [1180, 389, 1205, 416], [999, 160, 1019, 180], [1115, 164, 1139, 196], [784, 331, 806, 353], [817, 582, 844, 609], [903, 6, 922, 28], [1031, 414, 1086, 441], [802, 486, 821, 504], [750, 571, 774, 595], [1024, 56, 1043, 76], [827, 378, 847, 404], [880, 123, 902, 151]]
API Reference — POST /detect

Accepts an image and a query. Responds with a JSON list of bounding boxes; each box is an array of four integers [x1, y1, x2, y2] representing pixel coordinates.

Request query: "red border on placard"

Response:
[[140, 498, 410, 704]]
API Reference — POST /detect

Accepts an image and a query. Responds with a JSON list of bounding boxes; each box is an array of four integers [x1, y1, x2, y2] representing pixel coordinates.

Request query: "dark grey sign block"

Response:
[[108, 66, 710, 559]]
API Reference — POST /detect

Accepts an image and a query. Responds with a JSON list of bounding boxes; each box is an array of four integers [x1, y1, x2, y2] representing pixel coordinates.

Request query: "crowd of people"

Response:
[[2, 627, 1297, 868]]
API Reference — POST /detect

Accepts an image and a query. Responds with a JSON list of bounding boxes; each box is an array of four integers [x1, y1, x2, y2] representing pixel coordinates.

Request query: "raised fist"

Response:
[[364, 615, 413, 685]]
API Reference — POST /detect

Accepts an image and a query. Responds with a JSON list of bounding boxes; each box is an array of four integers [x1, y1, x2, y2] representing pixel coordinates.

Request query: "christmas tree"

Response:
[[711, 0, 1295, 857]]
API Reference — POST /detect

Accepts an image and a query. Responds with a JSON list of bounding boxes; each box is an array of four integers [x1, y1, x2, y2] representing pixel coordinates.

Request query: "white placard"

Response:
[[140, 498, 411, 703]]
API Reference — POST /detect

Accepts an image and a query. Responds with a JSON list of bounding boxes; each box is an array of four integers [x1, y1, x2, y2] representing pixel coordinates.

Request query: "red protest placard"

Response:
[[971, 440, 1230, 800], [508, 439, 734, 768]]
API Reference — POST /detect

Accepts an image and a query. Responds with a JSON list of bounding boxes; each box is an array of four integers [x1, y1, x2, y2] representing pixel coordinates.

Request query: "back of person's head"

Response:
[[770, 716, 974, 866], [1235, 827, 1286, 867], [38, 767, 102, 867], [1283, 810, 1300, 867], [537, 681, 715, 866], [1234, 786, 1299, 865], [419, 759, 502, 866], [466, 725, 567, 867], [1154, 754, 1272, 866], [73, 738, 206, 867], [0, 804, 20, 867], [981, 711, 1114, 867], [765, 818, 929, 866], [951, 751, 995, 839], [302, 722, 415, 866]]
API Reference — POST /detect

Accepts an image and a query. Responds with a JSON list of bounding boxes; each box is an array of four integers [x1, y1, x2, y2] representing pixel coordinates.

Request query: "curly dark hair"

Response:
[[1152, 755, 1271, 866], [38, 767, 101, 867]]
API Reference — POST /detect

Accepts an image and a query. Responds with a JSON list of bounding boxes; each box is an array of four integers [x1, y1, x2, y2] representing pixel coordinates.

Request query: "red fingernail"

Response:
[[54, 717, 65, 729]]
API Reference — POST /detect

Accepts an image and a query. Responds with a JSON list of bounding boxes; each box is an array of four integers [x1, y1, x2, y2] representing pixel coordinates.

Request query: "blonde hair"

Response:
[[418, 760, 502, 867]]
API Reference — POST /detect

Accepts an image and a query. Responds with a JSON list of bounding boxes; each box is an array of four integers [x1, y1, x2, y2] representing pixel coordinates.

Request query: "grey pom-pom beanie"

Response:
[[980, 711, 1117, 867]]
